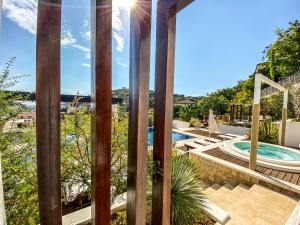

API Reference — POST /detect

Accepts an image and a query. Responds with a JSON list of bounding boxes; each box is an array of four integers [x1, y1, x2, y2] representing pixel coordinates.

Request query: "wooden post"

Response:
[[91, 0, 112, 224], [36, 0, 62, 224], [240, 105, 243, 121], [127, 0, 152, 225], [280, 108, 287, 146], [248, 105, 252, 123], [249, 104, 260, 170], [152, 2, 176, 225], [232, 104, 235, 122], [280, 91, 288, 146]]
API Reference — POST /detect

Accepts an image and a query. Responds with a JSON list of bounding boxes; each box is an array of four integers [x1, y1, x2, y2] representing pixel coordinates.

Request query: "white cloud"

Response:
[[112, 2, 125, 52], [61, 30, 77, 46], [116, 57, 128, 68], [81, 20, 91, 41], [82, 63, 91, 68], [3, 0, 38, 35], [113, 31, 125, 52], [3, 0, 126, 53]]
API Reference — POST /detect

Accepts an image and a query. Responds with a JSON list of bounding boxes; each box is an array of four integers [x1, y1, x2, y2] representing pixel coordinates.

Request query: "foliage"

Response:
[[258, 120, 279, 144], [178, 105, 194, 122], [173, 105, 184, 119], [171, 155, 205, 225], [290, 86, 300, 120], [260, 92, 295, 121], [197, 94, 230, 117], [263, 20, 300, 80], [0, 58, 39, 223], [61, 100, 129, 203]]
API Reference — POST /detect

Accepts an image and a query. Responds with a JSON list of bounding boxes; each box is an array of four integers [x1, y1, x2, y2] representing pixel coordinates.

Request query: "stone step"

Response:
[[199, 181, 210, 191], [231, 184, 250, 196], [226, 184, 297, 225], [203, 183, 222, 196], [207, 184, 246, 211], [205, 183, 297, 225]]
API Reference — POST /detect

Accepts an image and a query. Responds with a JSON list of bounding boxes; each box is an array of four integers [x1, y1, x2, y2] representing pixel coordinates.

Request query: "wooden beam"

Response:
[[91, 0, 112, 225], [152, 2, 177, 225], [36, 0, 62, 224], [161, 0, 194, 13], [127, 1, 152, 224]]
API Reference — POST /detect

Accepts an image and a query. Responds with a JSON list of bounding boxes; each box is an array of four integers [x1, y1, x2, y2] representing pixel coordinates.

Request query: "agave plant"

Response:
[[171, 155, 205, 225]]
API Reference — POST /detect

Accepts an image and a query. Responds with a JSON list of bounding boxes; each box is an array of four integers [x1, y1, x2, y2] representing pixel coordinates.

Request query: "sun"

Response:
[[114, 0, 136, 9]]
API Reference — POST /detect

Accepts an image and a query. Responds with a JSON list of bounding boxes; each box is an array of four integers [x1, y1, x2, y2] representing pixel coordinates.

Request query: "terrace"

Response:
[[0, 0, 300, 225]]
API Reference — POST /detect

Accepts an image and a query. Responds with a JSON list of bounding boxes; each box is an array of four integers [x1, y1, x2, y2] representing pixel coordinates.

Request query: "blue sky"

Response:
[[0, 0, 299, 96]]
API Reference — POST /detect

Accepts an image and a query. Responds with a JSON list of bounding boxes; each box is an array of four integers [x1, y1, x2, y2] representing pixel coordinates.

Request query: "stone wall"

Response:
[[191, 153, 300, 198]]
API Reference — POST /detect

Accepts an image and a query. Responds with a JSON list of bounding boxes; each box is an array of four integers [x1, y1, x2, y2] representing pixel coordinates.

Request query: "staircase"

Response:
[[202, 183, 298, 225]]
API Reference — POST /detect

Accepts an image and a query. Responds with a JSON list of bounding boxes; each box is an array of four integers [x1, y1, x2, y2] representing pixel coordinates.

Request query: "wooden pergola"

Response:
[[230, 104, 252, 122], [33, 0, 195, 225], [249, 73, 288, 170]]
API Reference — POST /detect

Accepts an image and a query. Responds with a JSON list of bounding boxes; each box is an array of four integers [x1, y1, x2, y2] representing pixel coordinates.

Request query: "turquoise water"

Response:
[[148, 127, 193, 145], [234, 142, 300, 161]]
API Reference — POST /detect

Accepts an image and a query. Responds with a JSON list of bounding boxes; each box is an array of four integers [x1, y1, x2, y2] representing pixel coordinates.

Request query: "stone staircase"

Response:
[[202, 183, 298, 225]]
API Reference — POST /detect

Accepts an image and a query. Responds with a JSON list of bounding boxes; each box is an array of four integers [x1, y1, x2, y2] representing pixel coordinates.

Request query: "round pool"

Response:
[[220, 140, 300, 172]]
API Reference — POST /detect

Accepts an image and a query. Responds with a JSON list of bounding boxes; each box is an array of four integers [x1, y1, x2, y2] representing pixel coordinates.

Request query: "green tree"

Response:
[[198, 95, 230, 116], [264, 20, 300, 80], [0, 58, 39, 224]]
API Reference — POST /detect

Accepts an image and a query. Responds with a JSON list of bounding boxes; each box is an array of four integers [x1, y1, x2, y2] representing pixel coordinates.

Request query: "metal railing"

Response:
[[261, 71, 300, 97]]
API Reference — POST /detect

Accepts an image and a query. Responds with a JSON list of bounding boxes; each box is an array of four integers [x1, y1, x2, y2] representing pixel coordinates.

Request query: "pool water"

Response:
[[234, 142, 300, 161], [148, 127, 193, 145]]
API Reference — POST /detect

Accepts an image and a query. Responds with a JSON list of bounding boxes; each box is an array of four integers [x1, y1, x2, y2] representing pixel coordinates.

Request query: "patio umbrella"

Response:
[[208, 109, 219, 142]]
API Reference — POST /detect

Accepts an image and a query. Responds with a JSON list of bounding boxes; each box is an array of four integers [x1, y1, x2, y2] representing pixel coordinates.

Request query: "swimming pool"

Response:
[[148, 127, 194, 145], [221, 140, 300, 172]]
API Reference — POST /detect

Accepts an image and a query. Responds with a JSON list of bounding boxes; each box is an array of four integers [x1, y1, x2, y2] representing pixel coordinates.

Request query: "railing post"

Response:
[[127, 0, 152, 225], [90, 0, 112, 224], [36, 0, 62, 224]]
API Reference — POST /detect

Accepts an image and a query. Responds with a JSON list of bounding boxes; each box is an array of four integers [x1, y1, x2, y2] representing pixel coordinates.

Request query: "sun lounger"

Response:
[[203, 137, 220, 143], [218, 134, 234, 140], [225, 133, 241, 138], [194, 139, 210, 146]]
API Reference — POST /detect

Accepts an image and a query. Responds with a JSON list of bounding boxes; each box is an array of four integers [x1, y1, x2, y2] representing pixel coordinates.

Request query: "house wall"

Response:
[[282, 121, 300, 148], [172, 120, 190, 129]]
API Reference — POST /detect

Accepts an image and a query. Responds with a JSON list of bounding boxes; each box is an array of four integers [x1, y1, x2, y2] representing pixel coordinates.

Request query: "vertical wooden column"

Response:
[[127, 0, 152, 225], [280, 91, 288, 146], [240, 105, 243, 121], [36, 0, 62, 224], [249, 104, 260, 170], [152, 2, 176, 225], [280, 108, 287, 146], [232, 104, 235, 122], [91, 0, 112, 225], [248, 105, 252, 123], [250, 74, 261, 171]]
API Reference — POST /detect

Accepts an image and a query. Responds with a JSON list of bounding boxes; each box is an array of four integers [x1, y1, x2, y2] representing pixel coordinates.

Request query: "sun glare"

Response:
[[114, 0, 136, 9]]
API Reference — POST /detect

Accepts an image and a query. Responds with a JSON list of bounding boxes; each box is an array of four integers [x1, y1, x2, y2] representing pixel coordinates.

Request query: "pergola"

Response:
[[249, 73, 288, 170], [27, 0, 196, 225]]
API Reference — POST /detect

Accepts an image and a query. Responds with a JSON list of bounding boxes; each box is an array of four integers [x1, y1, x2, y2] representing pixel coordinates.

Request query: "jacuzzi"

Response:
[[220, 140, 300, 172]]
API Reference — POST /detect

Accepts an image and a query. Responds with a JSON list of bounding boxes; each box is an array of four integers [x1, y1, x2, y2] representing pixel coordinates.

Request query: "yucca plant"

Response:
[[259, 119, 279, 144], [171, 155, 205, 225]]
